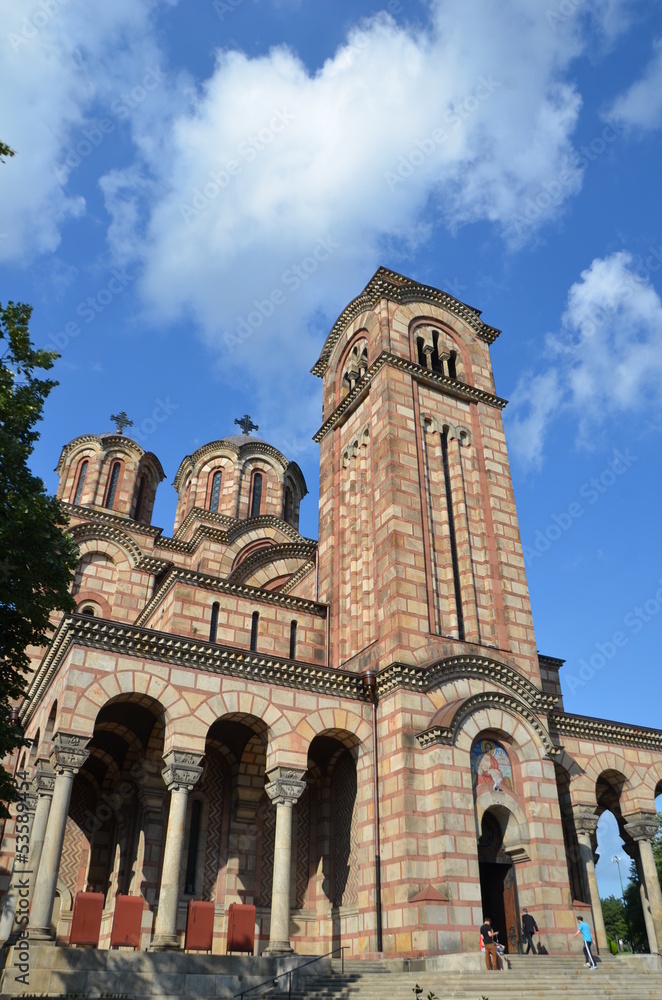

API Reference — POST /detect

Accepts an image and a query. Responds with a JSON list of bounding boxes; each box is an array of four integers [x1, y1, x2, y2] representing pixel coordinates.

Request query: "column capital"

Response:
[[625, 812, 660, 843], [50, 733, 91, 775], [265, 766, 306, 806], [161, 749, 204, 792], [34, 760, 56, 797], [572, 806, 599, 837]]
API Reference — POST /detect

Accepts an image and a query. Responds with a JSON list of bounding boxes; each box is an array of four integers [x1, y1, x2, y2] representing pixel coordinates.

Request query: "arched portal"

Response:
[[477, 810, 519, 954]]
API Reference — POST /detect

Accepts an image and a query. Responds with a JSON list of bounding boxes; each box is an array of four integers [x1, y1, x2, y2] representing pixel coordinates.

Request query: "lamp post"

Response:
[[611, 854, 634, 952]]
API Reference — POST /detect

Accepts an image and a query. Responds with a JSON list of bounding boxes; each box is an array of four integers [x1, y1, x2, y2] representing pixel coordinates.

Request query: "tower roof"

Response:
[[311, 266, 501, 377]]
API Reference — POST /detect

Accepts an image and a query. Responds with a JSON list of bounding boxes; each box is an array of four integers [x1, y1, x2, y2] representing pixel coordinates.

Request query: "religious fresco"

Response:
[[471, 738, 513, 792]]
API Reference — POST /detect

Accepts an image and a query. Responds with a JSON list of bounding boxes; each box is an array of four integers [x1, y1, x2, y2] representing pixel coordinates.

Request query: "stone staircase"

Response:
[[269, 954, 662, 1000]]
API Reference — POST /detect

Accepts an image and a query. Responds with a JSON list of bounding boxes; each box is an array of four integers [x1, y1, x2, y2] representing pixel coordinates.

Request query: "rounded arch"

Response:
[[409, 317, 471, 382], [337, 332, 369, 402], [426, 694, 557, 760], [295, 708, 372, 756], [571, 751, 641, 812], [476, 799, 532, 863], [70, 527, 143, 570]]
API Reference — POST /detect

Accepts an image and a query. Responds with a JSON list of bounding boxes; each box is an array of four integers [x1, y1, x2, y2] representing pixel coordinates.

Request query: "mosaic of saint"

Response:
[[471, 738, 513, 792]]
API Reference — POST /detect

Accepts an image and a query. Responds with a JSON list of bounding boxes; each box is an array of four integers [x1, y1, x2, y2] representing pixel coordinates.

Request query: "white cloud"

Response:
[[0, 0, 181, 263], [507, 251, 662, 464], [607, 37, 662, 130]]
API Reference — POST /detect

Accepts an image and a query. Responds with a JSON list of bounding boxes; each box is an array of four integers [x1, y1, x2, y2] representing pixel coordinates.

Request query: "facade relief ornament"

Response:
[[265, 766, 306, 806], [572, 807, 599, 838], [50, 733, 91, 775], [161, 749, 204, 792], [34, 764, 56, 796], [624, 813, 660, 843]]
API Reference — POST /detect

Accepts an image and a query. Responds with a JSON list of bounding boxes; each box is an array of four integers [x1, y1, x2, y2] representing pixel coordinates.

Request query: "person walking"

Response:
[[521, 908, 538, 954], [480, 917, 498, 971], [574, 915, 597, 969]]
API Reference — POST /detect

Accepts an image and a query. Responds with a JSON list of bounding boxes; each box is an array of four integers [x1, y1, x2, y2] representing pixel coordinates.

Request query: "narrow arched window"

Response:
[[283, 486, 292, 523], [80, 606, 95, 616], [72, 459, 88, 505], [209, 602, 219, 643], [250, 472, 263, 518], [289, 620, 297, 660], [134, 475, 146, 521], [250, 611, 259, 651], [447, 351, 457, 379], [209, 470, 222, 513], [104, 461, 121, 509], [185, 799, 202, 894]]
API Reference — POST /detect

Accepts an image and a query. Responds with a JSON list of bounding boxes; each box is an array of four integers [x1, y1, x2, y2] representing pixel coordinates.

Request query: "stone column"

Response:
[[573, 809, 608, 952], [29, 762, 56, 894], [151, 750, 203, 950], [624, 842, 657, 954], [264, 766, 306, 955], [625, 814, 662, 955], [29, 734, 90, 940], [0, 792, 37, 942]]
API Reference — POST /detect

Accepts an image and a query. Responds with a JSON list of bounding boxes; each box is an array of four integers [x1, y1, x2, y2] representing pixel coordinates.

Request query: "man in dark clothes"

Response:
[[521, 908, 538, 954], [480, 916, 498, 970]]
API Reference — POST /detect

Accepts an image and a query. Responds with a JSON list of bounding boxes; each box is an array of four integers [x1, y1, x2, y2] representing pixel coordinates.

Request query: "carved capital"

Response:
[[161, 749, 204, 792], [50, 732, 91, 776], [573, 807, 599, 838], [34, 763, 56, 797], [624, 812, 660, 844], [265, 766, 306, 806]]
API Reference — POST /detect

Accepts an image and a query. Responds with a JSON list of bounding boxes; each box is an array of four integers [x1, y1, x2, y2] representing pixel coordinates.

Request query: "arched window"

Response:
[[250, 611, 259, 651], [250, 472, 263, 518], [283, 485, 293, 523], [209, 602, 219, 643], [134, 475, 146, 521], [185, 799, 203, 894], [72, 459, 88, 505], [104, 461, 121, 509], [209, 470, 222, 513], [447, 351, 457, 380], [289, 620, 297, 660], [80, 606, 96, 617]]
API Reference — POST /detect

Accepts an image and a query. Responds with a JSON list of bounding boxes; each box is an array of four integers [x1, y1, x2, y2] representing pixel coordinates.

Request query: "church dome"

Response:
[[172, 424, 307, 533]]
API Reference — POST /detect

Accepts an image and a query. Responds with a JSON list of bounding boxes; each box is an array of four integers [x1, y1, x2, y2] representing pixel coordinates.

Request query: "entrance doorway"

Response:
[[478, 811, 519, 953]]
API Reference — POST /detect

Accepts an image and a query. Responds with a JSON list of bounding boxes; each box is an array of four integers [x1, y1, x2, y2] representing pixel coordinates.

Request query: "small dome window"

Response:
[[72, 459, 88, 505], [250, 472, 263, 518], [104, 461, 121, 510], [209, 470, 223, 513]]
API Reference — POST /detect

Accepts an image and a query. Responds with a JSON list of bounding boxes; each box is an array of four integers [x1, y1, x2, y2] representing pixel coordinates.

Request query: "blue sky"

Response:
[[2, 0, 662, 897]]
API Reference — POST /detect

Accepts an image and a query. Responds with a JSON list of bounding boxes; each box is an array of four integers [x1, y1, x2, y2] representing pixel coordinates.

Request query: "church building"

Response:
[[2, 267, 662, 963]]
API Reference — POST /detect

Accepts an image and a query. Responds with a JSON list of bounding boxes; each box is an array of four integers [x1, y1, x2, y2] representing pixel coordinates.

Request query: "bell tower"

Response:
[[313, 267, 540, 684]]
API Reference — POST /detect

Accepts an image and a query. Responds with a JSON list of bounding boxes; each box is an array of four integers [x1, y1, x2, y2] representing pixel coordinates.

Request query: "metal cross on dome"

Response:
[[234, 414, 259, 435], [110, 411, 133, 435]]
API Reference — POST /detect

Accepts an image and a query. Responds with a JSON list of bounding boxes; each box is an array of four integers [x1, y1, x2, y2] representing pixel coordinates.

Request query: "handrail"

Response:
[[234, 945, 346, 1000]]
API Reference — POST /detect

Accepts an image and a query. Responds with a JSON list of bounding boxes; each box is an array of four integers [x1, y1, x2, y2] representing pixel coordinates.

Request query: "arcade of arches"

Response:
[[2, 268, 662, 960]]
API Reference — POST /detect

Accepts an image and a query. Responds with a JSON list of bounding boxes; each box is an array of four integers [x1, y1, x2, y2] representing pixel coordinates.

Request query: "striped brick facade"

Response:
[[2, 267, 661, 961]]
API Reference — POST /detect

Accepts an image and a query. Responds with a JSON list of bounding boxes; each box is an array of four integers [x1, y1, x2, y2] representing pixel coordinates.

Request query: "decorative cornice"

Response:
[[162, 511, 311, 553], [312, 266, 501, 377], [20, 615, 362, 727], [278, 559, 316, 596], [377, 655, 556, 712], [416, 690, 560, 757], [313, 352, 507, 442], [65, 503, 164, 538], [538, 653, 566, 669], [69, 521, 147, 566], [56, 434, 164, 478], [227, 541, 318, 585], [550, 711, 662, 751], [134, 566, 327, 630]]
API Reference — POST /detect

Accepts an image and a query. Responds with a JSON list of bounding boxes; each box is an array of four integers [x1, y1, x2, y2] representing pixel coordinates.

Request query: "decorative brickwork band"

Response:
[[29, 734, 90, 939], [264, 766, 306, 955], [625, 813, 662, 954], [152, 750, 204, 949]]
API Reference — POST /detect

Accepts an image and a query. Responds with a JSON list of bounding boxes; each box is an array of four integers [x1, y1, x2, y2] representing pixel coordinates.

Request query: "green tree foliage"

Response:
[[601, 894, 628, 946], [0, 142, 14, 163], [0, 301, 79, 813]]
